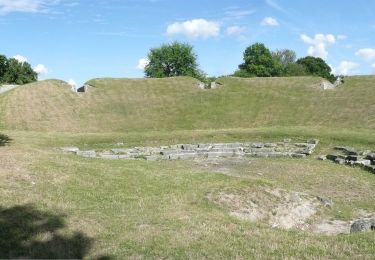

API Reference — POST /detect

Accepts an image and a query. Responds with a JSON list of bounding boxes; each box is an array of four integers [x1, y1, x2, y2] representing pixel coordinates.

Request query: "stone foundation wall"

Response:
[[319, 146, 375, 174], [61, 139, 319, 161]]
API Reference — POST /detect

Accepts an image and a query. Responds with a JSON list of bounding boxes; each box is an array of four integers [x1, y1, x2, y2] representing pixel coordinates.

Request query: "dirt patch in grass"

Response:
[[208, 187, 320, 231]]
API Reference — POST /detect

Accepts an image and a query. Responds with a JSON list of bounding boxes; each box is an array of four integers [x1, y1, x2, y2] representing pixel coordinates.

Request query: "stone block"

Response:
[[364, 165, 375, 173], [181, 144, 198, 150], [169, 153, 199, 160], [366, 153, 375, 161], [350, 218, 375, 233], [291, 153, 307, 158], [334, 158, 346, 165], [212, 143, 243, 149], [111, 149, 130, 155], [354, 160, 371, 166], [251, 143, 264, 148], [100, 154, 119, 160], [318, 155, 327, 161], [61, 147, 79, 154], [77, 150, 96, 158], [264, 143, 277, 148], [207, 151, 235, 158]]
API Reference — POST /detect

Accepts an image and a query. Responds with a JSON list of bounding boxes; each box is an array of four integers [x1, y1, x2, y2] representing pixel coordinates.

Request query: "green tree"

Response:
[[296, 56, 336, 82], [238, 43, 280, 77], [272, 49, 297, 66], [145, 42, 204, 80], [3, 58, 37, 85], [0, 55, 8, 83]]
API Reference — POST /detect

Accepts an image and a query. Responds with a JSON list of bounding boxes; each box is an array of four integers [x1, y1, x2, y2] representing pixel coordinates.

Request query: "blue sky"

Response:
[[1, 0, 375, 86]]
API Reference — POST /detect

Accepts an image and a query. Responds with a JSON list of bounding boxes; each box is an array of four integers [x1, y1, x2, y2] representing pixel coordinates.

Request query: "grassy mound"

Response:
[[0, 76, 374, 132]]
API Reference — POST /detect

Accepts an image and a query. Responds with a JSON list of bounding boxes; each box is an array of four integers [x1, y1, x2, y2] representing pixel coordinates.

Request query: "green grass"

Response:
[[1, 76, 374, 132], [0, 76, 374, 258]]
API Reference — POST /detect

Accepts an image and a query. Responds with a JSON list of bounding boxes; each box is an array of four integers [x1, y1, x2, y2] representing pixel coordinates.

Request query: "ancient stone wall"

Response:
[[61, 139, 319, 161]]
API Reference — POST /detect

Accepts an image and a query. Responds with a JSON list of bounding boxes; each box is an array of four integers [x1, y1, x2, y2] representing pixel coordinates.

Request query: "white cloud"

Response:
[[265, 0, 286, 13], [166, 19, 220, 39], [372, 63, 375, 74], [0, 0, 59, 14], [356, 48, 375, 61], [136, 58, 149, 70], [13, 54, 28, 63], [226, 26, 246, 36], [300, 33, 336, 60], [33, 64, 48, 74], [261, 17, 279, 27], [68, 79, 76, 87], [224, 9, 255, 20], [333, 61, 359, 76]]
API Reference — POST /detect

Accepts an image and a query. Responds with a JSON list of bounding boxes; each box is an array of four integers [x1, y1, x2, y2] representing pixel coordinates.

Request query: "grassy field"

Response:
[[0, 76, 374, 259], [1, 76, 374, 132]]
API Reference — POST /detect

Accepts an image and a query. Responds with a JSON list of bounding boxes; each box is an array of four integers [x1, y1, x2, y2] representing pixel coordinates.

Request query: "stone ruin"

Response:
[[319, 146, 375, 174], [61, 139, 319, 161], [320, 77, 343, 90]]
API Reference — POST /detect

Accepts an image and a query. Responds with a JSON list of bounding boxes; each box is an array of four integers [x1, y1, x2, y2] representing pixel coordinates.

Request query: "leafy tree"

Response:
[[296, 56, 336, 82], [3, 58, 37, 85], [282, 63, 307, 76], [238, 43, 280, 77], [0, 55, 8, 83], [145, 42, 204, 80], [272, 49, 297, 66]]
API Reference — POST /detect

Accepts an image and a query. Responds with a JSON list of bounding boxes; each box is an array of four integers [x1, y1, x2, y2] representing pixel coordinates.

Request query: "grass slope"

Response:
[[1, 76, 374, 132], [0, 76, 374, 258]]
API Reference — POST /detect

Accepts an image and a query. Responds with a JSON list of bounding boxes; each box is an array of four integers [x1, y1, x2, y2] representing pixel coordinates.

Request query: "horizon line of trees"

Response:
[[143, 41, 338, 83], [0, 55, 37, 85]]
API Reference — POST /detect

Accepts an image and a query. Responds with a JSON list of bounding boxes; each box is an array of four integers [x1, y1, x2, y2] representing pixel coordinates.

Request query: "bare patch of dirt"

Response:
[[208, 186, 375, 235], [209, 187, 319, 230]]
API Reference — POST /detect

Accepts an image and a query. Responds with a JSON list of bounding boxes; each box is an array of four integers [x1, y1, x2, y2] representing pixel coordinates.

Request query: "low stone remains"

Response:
[[320, 77, 343, 90], [350, 218, 375, 233], [61, 139, 319, 161], [319, 146, 375, 174]]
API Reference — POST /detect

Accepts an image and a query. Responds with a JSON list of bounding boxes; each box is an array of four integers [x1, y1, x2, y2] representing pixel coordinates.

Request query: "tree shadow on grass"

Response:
[[0, 134, 11, 146], [0, 204, 95, 259]]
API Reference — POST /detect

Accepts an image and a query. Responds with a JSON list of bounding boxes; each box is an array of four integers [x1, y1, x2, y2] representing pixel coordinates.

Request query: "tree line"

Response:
[[144, 42, 337, 83], [0, 55, 37, 85]]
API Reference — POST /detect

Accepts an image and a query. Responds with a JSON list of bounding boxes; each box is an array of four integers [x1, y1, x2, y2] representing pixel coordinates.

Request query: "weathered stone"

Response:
[[111, 148, 130, 155], [364, 165, 375, 173], [350, 218, 375, 233], [307, 139, 319, 145], [269, 152, 289, 158], [346, 155, 361, 161], [197, 144, 213, 150], [61, 147, 80, 154], [366, 153, 375, 161], [207, 151, 236, 158], [77, 150, 96, 158], [334, 158, 346, 165], [283, 138, 292, 143], [213, 143, 243, 149], [264, 143, 277, 148], [291, 153, 307, 158], [100, 154, 120, 160], [353, 160, 371, 166], [251, 143, 264, 148], [169, 153, 199, 160], [318, 155, 327, 161], [316, 196, 333, 208], [326, 154, 339, 161], [181, 144, 198, 150]]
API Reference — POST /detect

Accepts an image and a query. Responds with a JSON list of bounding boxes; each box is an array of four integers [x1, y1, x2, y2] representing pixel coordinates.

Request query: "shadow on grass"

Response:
[[0, 134, 11, 146], [0, 204, 97, 259]]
